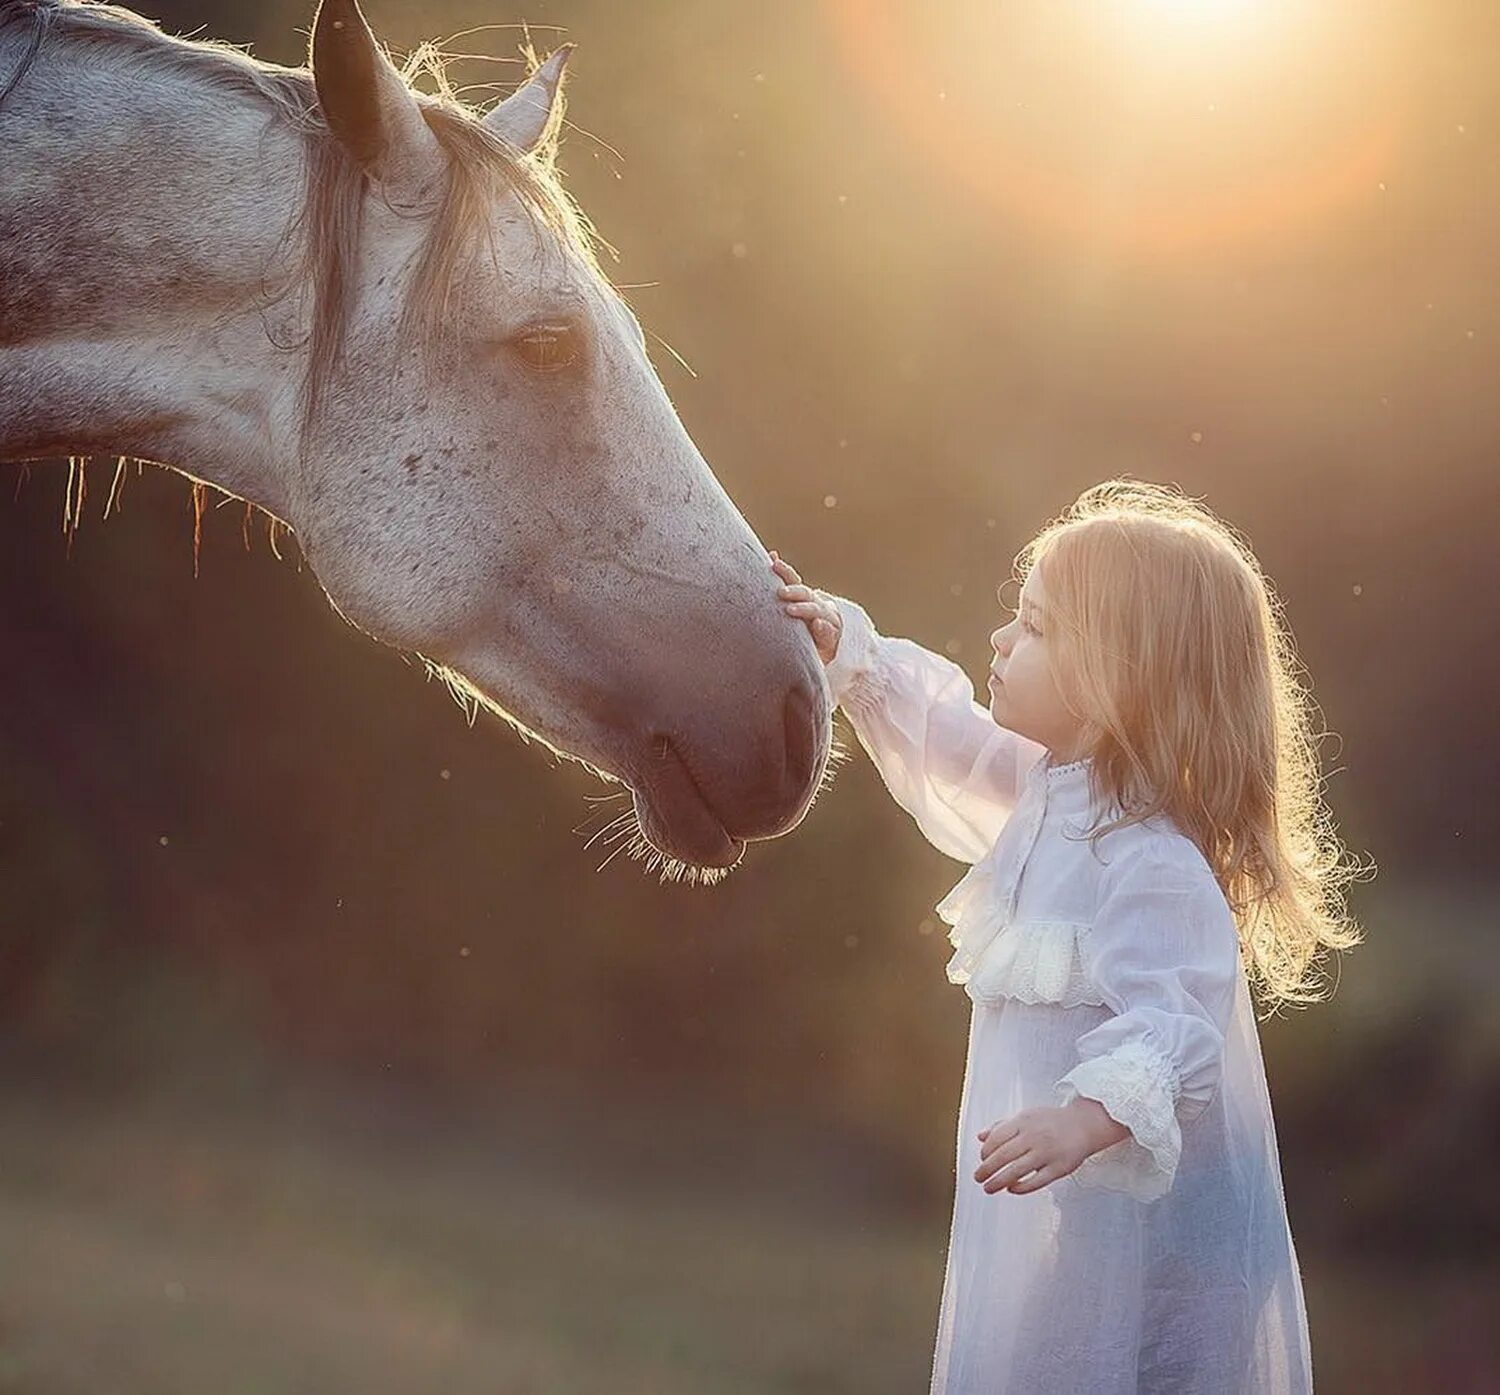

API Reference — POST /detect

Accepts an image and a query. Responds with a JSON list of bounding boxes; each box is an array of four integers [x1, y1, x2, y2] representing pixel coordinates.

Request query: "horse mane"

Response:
[[0, 0, 601, 429]]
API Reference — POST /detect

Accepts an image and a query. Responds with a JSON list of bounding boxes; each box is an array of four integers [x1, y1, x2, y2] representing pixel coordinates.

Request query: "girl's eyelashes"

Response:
[[993, 594, 1041, 638], [993, 589, 1041, 636], [990, 606, 1038, 633], [999, 605, 1039, 637]]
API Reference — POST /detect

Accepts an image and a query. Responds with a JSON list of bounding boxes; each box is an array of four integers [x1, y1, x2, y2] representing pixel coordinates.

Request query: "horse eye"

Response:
[[512, 323, 580, 373]]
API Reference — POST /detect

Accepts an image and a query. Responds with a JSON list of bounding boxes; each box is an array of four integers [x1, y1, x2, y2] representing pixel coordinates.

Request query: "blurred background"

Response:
[[3, 0, 1498, 1390]]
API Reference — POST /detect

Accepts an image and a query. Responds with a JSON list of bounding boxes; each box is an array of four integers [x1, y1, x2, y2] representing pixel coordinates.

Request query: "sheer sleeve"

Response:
[[1053, 842, 1242, 1202], [823, 595, 1040, 863]]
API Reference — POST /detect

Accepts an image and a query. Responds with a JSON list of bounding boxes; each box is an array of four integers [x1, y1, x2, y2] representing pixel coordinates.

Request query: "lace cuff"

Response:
[[1054, 1038, 1183, 1203], [824, 596, 883, 709]]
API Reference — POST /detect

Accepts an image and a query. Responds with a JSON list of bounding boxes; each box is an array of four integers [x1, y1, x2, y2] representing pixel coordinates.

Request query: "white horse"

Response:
[[0, 0, 832, 879]]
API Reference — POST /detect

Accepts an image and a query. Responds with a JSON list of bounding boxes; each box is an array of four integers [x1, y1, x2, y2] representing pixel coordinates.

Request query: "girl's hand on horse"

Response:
[[973, 1099, 1132, 1196], [771, 552, 842, 665]]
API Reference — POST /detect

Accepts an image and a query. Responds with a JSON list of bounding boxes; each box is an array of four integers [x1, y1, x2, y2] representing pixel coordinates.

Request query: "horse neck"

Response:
[[0, 23, 309, 518]]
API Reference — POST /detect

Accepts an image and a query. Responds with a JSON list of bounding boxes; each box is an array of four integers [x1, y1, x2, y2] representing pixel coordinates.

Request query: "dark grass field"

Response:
[[0, 1082, 939, 1395], [0, 1069, 1494, 1395]]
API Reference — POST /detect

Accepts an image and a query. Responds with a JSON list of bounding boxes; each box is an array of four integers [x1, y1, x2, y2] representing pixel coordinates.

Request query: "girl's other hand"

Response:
[[771, 551, 842, 665], [973, 1100, 1131, 1196]]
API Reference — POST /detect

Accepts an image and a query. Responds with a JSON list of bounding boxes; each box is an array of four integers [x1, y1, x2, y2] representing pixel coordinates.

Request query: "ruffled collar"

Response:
[[936, 750, 1112, 989]]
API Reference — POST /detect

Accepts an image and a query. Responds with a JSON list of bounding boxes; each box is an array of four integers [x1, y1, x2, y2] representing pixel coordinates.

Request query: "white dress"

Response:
[[826, 597, 1315, 1395]]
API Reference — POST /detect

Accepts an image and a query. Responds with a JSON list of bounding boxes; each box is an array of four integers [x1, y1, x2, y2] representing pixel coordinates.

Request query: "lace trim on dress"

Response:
[[936, 861, 1104, 1008], [955, 919, 1104, 1008], [1055, 1038, 1183, 1203]]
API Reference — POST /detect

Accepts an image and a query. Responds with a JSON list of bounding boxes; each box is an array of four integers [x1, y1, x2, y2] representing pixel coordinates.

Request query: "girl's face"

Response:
[[988, 568, 1091, 761]]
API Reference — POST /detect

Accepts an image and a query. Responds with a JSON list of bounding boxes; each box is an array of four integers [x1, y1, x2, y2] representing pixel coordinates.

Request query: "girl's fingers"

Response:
[[983, 1152, 1042, 1194], [974, 1133, 1029, 1177], [978, 1120, 1019, 1151], [783, 602, 831, 621], [1008, 1165, 1060, 1196], [981, 1153, 1037, 1193], [778, 584, 814, 601]]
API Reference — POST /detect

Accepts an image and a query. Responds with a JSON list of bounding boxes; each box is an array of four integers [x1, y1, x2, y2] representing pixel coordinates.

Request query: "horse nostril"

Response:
[[783, 680, 818, 793]]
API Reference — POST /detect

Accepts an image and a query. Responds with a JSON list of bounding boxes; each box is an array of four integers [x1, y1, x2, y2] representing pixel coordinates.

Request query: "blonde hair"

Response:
[[1016, 479, 1368, 1011]]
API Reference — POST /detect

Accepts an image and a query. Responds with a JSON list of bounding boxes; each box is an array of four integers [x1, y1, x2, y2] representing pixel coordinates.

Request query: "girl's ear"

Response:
[[311, 0, 442, 190]]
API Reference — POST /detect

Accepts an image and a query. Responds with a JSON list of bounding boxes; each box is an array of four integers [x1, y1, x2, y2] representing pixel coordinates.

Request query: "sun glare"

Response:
[[1111, 0, 1284, 56], [824, 0, 1396, 262], [1138, 0, 1258, 19]]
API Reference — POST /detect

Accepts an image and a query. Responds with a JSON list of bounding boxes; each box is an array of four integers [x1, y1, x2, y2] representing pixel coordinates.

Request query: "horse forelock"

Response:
[[1, 1, 603, 433]]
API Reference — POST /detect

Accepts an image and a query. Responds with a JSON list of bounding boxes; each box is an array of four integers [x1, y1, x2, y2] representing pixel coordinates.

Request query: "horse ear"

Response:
[[482, 46, 573, 156], [311, 0, 440, 183]]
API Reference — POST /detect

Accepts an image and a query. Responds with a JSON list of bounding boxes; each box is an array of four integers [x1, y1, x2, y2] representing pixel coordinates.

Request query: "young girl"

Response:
[[772, 479, 1362, 1394]]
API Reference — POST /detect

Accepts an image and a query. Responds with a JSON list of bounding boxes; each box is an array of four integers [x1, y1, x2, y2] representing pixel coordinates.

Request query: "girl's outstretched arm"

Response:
[[773, 553, 1041, 862]]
